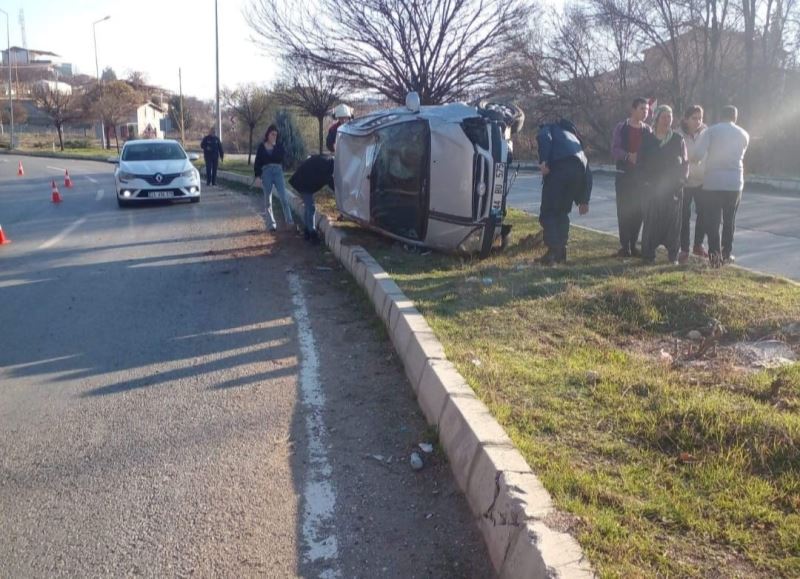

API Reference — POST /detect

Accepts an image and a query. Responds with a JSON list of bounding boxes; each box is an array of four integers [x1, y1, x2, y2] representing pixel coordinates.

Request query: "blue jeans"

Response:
[[300, 192, 316, 234], [261, 164, 293, 229]]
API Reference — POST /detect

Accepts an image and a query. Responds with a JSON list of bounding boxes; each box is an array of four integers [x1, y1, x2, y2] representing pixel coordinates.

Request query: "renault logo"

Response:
[[155, 173, 163, 184]]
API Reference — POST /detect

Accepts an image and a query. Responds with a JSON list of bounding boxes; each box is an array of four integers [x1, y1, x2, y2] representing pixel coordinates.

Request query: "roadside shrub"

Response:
[[63, 139, 93, 149], [274, 109, 306, 170]]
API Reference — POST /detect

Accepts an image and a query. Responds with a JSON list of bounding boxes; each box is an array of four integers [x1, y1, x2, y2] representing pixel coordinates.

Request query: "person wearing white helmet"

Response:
[[326, 103, 353, 153]]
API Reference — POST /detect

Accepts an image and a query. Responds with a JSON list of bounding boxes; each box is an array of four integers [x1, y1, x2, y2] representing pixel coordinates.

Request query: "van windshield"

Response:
[[122, 142, 187, 161]]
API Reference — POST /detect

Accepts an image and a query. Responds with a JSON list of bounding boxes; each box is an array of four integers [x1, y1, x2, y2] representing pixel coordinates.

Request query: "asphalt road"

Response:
[[0, 154, 492, 578], [508, 171, 800, 281]]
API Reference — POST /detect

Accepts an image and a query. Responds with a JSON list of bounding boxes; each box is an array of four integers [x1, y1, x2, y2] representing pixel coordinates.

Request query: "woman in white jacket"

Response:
[[677, 105, 708, 263]]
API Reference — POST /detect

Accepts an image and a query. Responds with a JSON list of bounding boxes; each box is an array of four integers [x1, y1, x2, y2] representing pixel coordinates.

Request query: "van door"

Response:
[[369, 120, 430, 241]]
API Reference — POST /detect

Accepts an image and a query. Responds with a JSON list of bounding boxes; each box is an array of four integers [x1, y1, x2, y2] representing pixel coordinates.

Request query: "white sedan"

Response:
[[113, 140, 201, 207]]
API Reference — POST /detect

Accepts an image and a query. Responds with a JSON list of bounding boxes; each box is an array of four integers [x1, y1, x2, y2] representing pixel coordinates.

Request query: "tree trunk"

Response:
[[247, 125, 254, 166], [317, 115, 324, 154], [56, 123, 65, 151], [114, 126, 120, 153]]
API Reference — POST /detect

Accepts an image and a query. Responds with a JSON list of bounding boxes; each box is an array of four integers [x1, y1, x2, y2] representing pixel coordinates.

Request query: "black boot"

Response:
[[555, 246, 567, 264]]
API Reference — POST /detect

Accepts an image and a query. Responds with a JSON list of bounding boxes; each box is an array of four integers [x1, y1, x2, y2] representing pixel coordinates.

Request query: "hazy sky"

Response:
[[6, 0, 278, 100]]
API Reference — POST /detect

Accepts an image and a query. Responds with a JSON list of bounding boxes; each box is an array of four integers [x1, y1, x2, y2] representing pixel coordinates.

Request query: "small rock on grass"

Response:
[[410, 452, 424, 471], [687, 330, 703, 341]]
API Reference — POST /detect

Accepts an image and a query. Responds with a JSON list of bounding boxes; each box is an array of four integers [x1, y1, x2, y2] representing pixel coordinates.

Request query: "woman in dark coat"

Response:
[[638, 105, 689, 264]]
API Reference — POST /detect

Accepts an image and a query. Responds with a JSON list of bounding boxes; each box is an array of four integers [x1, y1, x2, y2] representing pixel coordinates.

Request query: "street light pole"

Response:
[[215, 0, 222, 141], [93, 15, 110, 149], [0, 9, 13, 150]]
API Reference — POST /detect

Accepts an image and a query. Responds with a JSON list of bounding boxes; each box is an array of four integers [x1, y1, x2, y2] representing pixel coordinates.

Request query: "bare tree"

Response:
[[276, 57, 345, 154], [222, 84, 272, 165], [86, 80, 143, 152], [246, 0, 529, 105], [32, 84, 81, 151]]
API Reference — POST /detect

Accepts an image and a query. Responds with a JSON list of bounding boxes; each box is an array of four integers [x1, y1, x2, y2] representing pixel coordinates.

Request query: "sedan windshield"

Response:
[[122, 142, 187, 162]]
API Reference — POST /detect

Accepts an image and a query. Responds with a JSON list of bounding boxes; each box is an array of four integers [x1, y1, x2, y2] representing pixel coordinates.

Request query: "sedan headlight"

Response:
[[118, 171, 135, 182], [181, 168, 199, 179]]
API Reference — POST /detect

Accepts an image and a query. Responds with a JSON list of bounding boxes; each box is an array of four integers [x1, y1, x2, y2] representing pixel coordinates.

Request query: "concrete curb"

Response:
[[278, 190, 595, 578]]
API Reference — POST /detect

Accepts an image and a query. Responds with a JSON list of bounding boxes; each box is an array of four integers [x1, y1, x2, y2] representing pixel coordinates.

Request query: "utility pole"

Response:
[[93, 15, 110, 148], [0, 9, 14, 150], [215, 0, 222, 141], [179, 67, 185, 146]]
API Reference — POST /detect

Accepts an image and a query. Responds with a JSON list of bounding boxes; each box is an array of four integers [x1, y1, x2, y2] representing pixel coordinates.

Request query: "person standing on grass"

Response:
[[288, 154, 335, 243], [611, 98, 652, 257], [254, 125, 295, 232], [200, 126, 224, 186], [638, 105, 688, 264], [677, 105, 708, 263], [535, 119, 592, 265], [691, 105, 750, 267]]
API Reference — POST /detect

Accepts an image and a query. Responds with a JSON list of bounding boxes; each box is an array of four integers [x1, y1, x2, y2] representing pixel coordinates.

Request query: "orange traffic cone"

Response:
[[17, 160, 24, 176], [0, 225, 10, 245], [51, 180, 63, 203], [64, 169, 73, 188]]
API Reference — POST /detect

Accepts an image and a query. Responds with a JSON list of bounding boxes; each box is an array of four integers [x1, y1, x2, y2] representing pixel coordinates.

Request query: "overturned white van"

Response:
[[333, 95, 523, 257]]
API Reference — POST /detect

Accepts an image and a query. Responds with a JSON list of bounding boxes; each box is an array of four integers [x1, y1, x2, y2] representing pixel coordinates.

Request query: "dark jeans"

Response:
[[539, 158, 584, 248], [680, 186, 706, 252], [615, 172, 643, 251], [697, 189, 741, 256], [204, 155, 219, 185]]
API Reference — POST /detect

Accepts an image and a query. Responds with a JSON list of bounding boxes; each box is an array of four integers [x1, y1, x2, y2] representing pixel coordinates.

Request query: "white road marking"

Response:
[[38, 217, 87, 250], [96, 189, 104, 201], [288, 272, 340, 578], [46, 165, 67, 173], [87, 176, 98, 184]]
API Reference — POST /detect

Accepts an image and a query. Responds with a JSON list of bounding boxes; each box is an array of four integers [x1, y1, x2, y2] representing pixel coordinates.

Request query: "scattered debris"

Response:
[[687, 330, 703, 341], [369, 454, 386, 463], [410, 452, 424, 471], [659, 349, 674, 364], [481, 277, 494, 285], [733, 340, 796, 368], [514, 264, 532, 271], [471, 358, 482, 367], [678, 452, 698, 464], [425, 513, 434, 520], [419, 443, 434, 454], [466, 276, 480, 283]]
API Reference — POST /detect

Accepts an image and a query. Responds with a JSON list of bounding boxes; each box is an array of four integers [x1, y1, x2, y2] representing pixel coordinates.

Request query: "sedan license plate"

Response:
[[150, 191, 173, 199]]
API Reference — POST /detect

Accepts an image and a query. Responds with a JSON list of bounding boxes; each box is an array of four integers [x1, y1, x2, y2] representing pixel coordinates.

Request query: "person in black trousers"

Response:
[[638, 105, 689, 264], [200, 126, 224, 186], [610, 98, 652, 257]]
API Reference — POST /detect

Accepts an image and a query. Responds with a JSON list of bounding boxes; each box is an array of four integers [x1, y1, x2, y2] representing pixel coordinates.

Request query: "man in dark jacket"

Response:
[[536, 119, 592, 265], [288, 154, 335, 242], [200, 126, 224, 186]]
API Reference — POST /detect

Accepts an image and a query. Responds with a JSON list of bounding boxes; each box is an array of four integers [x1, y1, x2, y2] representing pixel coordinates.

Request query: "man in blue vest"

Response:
[[536, 119, 593, 265]]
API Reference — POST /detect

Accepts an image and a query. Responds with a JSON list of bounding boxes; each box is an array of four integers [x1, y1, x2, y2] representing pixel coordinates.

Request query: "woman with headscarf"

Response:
[[638, 105, 689, 264]]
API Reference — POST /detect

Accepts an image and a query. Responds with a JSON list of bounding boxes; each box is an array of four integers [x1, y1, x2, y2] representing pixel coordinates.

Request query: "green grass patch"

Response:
[[317, 201, 800, 577]]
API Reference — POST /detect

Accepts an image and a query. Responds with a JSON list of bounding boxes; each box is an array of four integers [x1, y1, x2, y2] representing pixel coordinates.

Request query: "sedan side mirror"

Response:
[[188, 153, 199, 161], [108, 156, 120, 164]]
